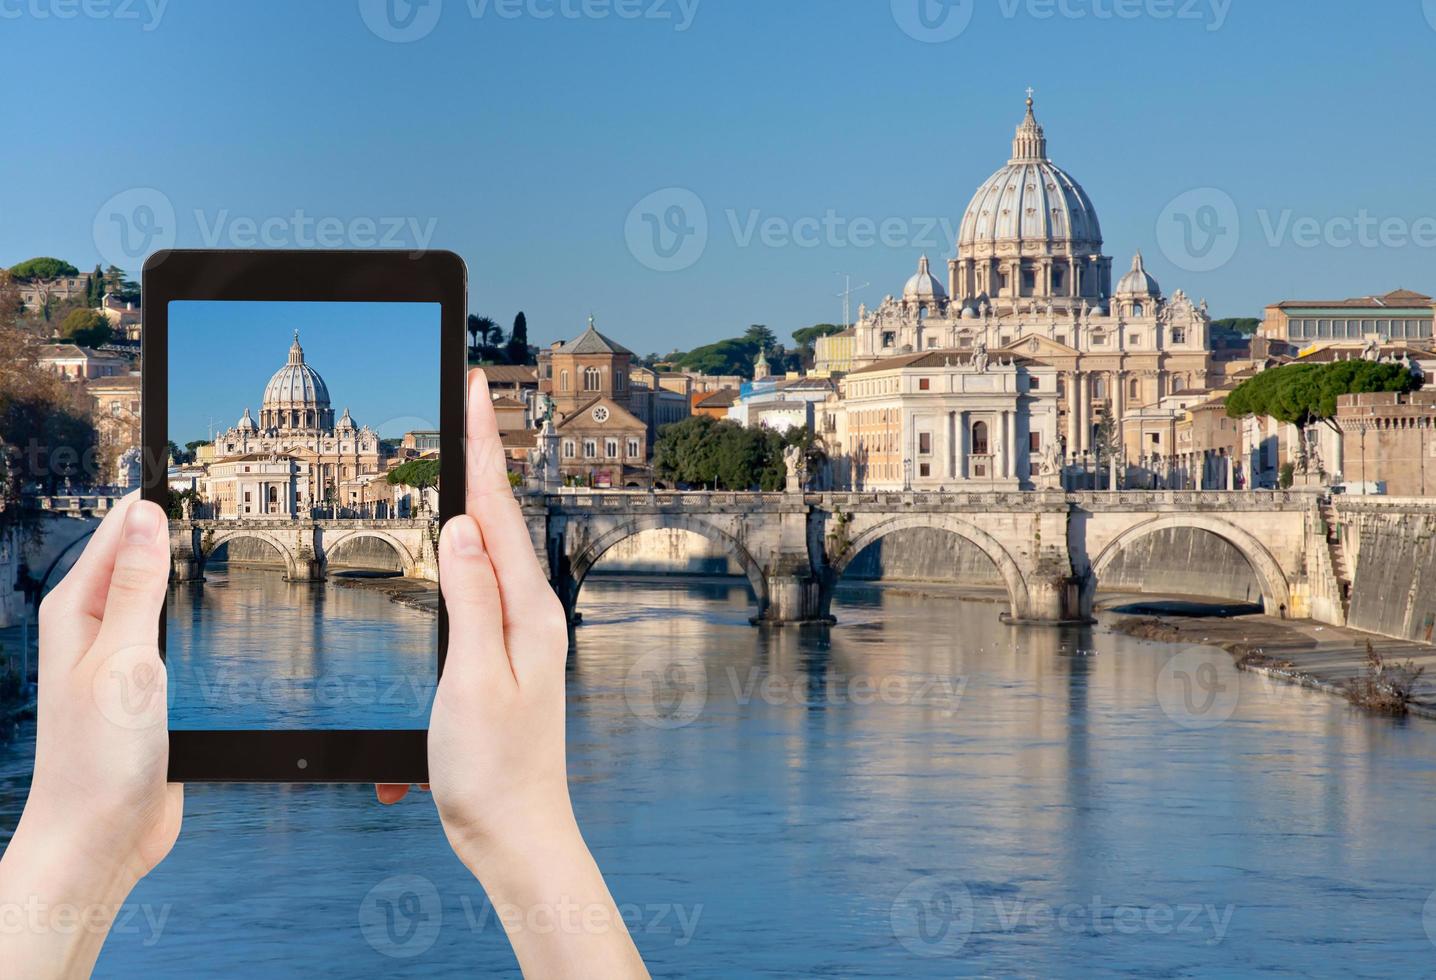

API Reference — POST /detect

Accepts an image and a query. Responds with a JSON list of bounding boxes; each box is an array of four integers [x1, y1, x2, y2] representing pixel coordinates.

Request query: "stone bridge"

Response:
[[523, 489, 1330, 627], [170, 518, 438, 582]]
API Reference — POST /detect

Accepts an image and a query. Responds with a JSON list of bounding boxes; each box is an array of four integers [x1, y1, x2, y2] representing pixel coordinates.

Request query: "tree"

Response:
[[0, 273, 98, 506], [791, 323, 844, 365], [9, 257, 79, 281], [1211, 317, 1260, 337], [652, 416, 797, 491], [86, 264, 104, 306], [505, 311, 531, 365], [59, 308, 113, 348], [387, 458, 441, 512], [1225, 359, 1420, 472], [467, 315, 504, 363]]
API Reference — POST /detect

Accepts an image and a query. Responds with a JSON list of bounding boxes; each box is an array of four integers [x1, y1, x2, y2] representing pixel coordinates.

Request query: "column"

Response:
[[948, 411, 957, 479], [1067, 372, 1080, 452], [1077, 374, 1089, 453], [1005, 408, 1017, 480], [959, 411, 969, 480]]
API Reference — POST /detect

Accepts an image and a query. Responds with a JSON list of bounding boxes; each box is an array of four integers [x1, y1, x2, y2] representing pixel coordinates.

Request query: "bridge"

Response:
[[524, 489, 1333, 627], [169, 518, 438, 582]]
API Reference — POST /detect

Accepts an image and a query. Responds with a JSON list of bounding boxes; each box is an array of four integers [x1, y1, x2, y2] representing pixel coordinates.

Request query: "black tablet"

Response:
[[142, 250, 466, 782]]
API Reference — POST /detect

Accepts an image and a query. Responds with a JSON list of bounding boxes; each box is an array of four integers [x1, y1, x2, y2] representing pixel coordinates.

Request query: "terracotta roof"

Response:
[[500, 429, 538, 449], [490, 396, 526, 408], [1273, 288, 1433, 309], [847, 349, 1031, 375], [478, 365, 539, 384], [696, 388, 739, 408], [557, 325, 633, 355]]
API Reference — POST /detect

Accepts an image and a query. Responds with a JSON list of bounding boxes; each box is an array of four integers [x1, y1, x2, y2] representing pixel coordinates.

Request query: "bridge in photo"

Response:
[[168, 518, 438, 582], [523, 489, 1336, 627]]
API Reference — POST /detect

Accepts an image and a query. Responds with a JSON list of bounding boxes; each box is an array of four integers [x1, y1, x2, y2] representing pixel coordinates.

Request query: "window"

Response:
[[919, 463, 931, 477], [971, 421, 989, 455], [583, 440, 597, 458], [1128, 333, 1139, 346], [1052, 268, 1064, 289], [583, 366, 601, 391], [1022, 268, 1036, 290], [999, 272, 1009, 290], [616, 372, 626, 392], [918, 378, 930, 391], [1129, 379, 1139, 399], [605, 438, 619, 458], [882, 331, 896, 348], [1055, 335, 1066, 347], [1030, 377, 1040, 390], [563, 440, 575, 459], [1132, 303, 1144, 317], [918, 432, 932, 455], [958, 335, 972, 349], [1029, 432, 1041, 451], [627, 438, 640, 458], [560, 370, 570, 392], [1149, 433, 1161, 446]]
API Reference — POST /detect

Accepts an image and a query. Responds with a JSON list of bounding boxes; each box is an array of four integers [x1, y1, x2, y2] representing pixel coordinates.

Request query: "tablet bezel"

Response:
[[142, 249, 466, 782]]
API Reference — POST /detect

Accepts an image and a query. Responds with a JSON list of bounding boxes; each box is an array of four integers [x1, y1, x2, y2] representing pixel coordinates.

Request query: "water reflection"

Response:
[[166, 567, 436, 729], [0, 577, 1432, 976]]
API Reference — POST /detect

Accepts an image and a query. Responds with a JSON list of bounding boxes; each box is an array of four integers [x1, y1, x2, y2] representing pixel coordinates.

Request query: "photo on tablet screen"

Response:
[[166, 300, 440, 731]]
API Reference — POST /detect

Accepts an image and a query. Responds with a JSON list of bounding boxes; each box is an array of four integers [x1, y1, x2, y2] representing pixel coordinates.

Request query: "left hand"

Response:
[[0, 495, 183, 977]]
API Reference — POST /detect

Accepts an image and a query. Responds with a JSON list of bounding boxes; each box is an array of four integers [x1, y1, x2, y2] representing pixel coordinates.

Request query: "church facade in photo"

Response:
[[847, 95, 1217, 466], [204, 333, 388, 516]]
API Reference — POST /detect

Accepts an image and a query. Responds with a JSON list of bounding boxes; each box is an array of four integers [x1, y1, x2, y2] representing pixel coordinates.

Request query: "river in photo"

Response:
[[3, 574, 1436, 977]]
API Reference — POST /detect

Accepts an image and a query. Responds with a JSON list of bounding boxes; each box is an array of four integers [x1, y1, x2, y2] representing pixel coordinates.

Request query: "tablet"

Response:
[[142, 250, 466, 782]]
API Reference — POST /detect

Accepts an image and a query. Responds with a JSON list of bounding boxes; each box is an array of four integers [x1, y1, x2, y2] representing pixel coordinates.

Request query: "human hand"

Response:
[[0, 495, 183, 976], [378, 371, 647, 978]]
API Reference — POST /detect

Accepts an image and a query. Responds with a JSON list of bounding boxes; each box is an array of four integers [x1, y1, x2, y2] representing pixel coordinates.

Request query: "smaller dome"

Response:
[[903, 255, 947, 303], [337, 407, 356, 430], [960, 303, 979, 320], [236, 407, 257, 431], [1116, 251, 1160, 297]]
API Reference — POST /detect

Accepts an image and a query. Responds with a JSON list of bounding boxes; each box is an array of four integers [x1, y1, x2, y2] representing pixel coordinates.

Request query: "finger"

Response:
[[465, 370, 567, 681], [439, 514, 511, 687], [38, 494, 139, 661], [89, 501, 171, 662], [375, 784, 410, 805]]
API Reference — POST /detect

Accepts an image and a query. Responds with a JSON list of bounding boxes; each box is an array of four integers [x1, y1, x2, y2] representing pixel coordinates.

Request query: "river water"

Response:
[[4, 572, 1436, 977]]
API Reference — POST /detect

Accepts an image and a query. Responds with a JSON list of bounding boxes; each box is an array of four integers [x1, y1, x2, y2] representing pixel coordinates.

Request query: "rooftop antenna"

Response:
[[836, 273, 870, 329]]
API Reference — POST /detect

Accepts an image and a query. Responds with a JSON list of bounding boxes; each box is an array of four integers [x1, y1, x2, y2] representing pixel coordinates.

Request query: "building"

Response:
[[538, 318, 635, 418], [16, 272, 91, 312], [1260, 289, 1434, 350], [87, 373, 142, 487], [401, 430, 442, 454], [98, 293, 143, 341], [205, 332, 387, 513], [478, 364, 541, 423], [727, 374, 836, 434], [205, 454, 309, 518], [1172, 393, 1242, 488], [850, 94, 1215, 462], [812, 328, 855, 377], [628, 364, 691, 443], [1335, 390, 1436, 496], [835, 348, 1061, 490], [555, 397, 649, 488], [692, 388, 740, 419], [37, 344, 129, 380]]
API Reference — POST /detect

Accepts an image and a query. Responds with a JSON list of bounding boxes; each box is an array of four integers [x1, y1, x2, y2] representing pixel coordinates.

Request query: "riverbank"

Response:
[[1101, 596, 1436, 720], [329, 572, 439, 613]]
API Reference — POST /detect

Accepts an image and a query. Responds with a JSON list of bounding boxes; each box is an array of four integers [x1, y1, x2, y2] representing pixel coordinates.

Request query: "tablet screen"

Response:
[[165, 300, 441, 731]]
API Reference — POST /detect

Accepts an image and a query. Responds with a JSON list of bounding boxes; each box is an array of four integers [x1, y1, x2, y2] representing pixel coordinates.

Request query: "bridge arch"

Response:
[[564, 514, 768, 620], [320, 529, 418, 574], [1088, 514, 1292, 615], [201, 529, 301, 577], [825, 514, 1033, 620]]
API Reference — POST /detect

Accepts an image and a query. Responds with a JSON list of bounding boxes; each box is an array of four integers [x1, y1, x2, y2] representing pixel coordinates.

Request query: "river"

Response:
[[3, 572, 1436, 977]]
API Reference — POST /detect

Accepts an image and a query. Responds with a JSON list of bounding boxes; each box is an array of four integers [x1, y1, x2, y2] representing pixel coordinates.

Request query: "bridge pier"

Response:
[[754, 557, 830, 627], [171, 528, 205, 583]]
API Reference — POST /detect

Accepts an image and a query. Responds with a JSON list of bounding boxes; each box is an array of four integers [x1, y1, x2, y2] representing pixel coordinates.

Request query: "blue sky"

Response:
[[168, 301, 439, 445], [4, 1, 1436, 355]]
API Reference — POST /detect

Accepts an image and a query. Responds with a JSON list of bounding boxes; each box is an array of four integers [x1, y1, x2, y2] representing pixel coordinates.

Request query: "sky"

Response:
[[4, 0, 1436, 356], [167, 301, 440, 445]]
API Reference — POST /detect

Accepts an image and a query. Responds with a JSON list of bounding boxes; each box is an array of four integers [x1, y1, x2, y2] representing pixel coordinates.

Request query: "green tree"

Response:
[[59, 308, 113, 348], [653, 416, 798, 490], [1225, 359, 1420, 471], [791, 323, 844, 365], [387, 458, 441, 512], [9, 257, 79, 280], [505, 311, 531, 365], [86, 264, 104, 306], [467, 315, 504, 363], [1211, 317, 1260, 337]]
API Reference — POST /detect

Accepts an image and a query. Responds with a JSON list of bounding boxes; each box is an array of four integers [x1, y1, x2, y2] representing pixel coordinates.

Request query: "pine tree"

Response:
[[505, 311, 530, 365]]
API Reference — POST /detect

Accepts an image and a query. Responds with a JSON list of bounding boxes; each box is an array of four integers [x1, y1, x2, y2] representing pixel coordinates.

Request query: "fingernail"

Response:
[[449, 516, 484, 556], [124, 502, 163, 545]]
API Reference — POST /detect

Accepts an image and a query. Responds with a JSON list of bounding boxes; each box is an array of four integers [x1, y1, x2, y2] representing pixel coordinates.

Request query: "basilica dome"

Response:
[[956, 96, 1102, 256], [264, 332, 331, 408], [903, 254, 947, 304]]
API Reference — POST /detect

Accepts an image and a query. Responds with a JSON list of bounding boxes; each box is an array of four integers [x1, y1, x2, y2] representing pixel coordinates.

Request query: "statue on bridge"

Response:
[[783, 443, 806, 494]]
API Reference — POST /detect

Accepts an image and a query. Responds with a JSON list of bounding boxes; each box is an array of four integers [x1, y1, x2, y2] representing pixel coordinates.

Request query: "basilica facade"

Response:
[[205, 333, 386, 516], [849, 95, 1216, 462]]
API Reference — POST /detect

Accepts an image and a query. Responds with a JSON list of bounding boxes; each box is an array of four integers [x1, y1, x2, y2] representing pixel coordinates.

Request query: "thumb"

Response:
[[90, 500, 170, 658]]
